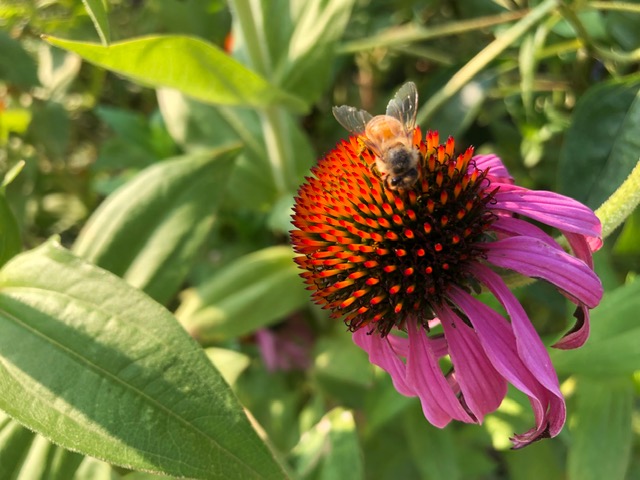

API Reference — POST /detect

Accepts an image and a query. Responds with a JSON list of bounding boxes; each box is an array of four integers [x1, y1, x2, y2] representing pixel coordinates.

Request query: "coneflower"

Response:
[[291, 98, 602, 448]]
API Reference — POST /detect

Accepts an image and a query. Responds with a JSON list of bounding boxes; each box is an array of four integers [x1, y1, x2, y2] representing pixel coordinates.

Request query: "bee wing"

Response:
[[385, 81, 418, 134], [332, 105, 373, 134]]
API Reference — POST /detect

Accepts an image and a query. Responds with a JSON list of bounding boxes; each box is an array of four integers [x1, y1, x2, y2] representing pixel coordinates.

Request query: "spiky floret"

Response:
[[291, 129, 497, 335]]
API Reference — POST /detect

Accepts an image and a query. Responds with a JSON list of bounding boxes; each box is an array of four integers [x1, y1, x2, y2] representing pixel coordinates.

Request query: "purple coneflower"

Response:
[[290, 127, 602, 448]]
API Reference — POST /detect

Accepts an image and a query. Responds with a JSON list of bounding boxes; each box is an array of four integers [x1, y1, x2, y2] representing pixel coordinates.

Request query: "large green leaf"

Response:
[[550, 278, 640, 376], [0, 240, 287, 479], [289, 408, 363, 480], [73, 148, 237, 305], [558, 76, 640, 209], [43, 35, 306, 112], [176, 245, 308, 343], [567, 376, 633, 480]]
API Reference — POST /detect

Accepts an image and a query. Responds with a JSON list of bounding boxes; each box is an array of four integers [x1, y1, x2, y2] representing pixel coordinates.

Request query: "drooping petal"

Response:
[[473, 154, 514, 182], [352, 329, 413, 396], [470, 265, 562, 396], [436, 303, 508, 422], [562, 230, 597, 268], [491, 186, 601, 243], [482, 236, 603, 308], [405, 320, 475, 426], [552, 304, 590, 349], [448, 286, 565, 448]]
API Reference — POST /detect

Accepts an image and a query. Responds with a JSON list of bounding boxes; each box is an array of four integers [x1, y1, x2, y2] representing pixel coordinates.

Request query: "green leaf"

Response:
[[0, 31, 39, 87], [230, 0, 353, 103], [176, 246, 308, 343], [0, 191, 21, 268], [0, 412, 36, 477], [503, 440, 564, 480], [0, 240, 287, 479], [289, 408, 363, 480], [43, 35, 306, 112], [81, 0, 111, 45], [313, 333, 373, 389], [402, 405, 461, 480], [550, 278, 640, 376], [558, 76, 640, 209], [205, 347, 251, 387], [567, 376, 633, 480], [272, 0, 355, 103], [157, 88, 314, 210], [73, 147, 238, 305]]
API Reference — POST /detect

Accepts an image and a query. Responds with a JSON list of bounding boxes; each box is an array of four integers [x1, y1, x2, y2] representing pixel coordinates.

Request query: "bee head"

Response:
[[386, 168, 419, 190]]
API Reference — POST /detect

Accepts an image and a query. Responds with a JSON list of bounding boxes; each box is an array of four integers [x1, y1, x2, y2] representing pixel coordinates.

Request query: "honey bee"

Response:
[[333, 82, 420, 191]]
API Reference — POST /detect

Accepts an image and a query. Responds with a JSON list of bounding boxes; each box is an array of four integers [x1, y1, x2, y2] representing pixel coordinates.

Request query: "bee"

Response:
[[333, 82, 420, 191]]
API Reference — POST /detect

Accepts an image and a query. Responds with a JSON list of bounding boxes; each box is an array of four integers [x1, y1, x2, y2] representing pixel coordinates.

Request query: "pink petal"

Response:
[[448, 287, 565, 448], [470, 265, 562, 398], [352, 329, 413, 396], [387, 331, 449, 359], [491, 216, 564, 250], [552, 304, 590, 349], [562, 230, 597, 268], [473, 154, 514, 182], [436, 303, 507, 422], [405, 320, 475, 426], [491, 186, 601, 242], [482, 236, 603, 308]]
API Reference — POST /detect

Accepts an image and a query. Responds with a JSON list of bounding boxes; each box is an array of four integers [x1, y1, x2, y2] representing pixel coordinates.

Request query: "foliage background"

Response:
[[1, 0, 639, 479]]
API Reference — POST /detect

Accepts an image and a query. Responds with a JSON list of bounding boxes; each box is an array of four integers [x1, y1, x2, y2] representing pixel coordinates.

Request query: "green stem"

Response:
[[588, 1, 640, 13], [339, 9, 528, 53], [228, 0, 271, 77], [596, 160, 640, 239], [229, 0, 291, 194], [259, 108, 291, 194], [416, 0, 559, 125]]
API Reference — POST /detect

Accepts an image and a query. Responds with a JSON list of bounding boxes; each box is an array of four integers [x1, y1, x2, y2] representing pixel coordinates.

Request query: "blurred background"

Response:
[[1, 0, 639, 479]]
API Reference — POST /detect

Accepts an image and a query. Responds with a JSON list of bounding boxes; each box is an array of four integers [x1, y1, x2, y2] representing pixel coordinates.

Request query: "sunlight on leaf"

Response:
[[0, 240, 287, 479], [43, 35, 307, 112]]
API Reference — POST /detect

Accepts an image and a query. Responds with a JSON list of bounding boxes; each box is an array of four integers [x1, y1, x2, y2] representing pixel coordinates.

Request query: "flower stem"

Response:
[[596, 160, 640, 239]]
